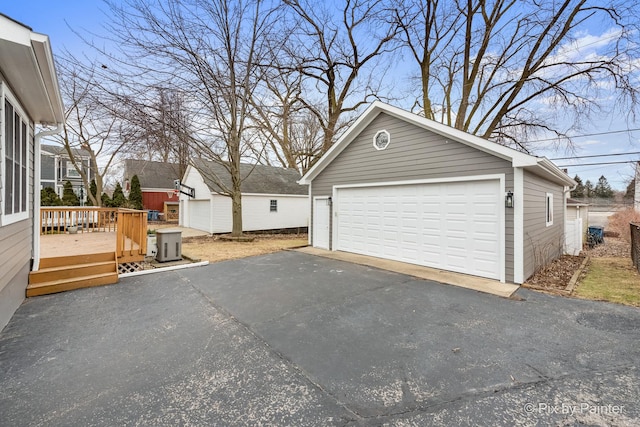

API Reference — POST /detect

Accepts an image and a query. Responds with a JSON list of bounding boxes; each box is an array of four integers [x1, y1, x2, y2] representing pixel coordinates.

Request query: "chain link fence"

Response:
[[631, 223, 640, 272]]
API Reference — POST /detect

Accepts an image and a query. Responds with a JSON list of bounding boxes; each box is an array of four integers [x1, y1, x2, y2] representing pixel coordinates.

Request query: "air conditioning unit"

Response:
[[155, 229, 182, 262]]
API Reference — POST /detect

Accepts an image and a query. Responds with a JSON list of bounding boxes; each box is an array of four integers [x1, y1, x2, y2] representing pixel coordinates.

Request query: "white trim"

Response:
[[333, 174, 505, 190], [1, 87, 31, 225], [545, 192, 554, 227], [513, 168, 524, 284], [120, 261, 209, 278], [308, 182, 312, 245], [332, 174, 506, 282], [373, 129, 390, 150]]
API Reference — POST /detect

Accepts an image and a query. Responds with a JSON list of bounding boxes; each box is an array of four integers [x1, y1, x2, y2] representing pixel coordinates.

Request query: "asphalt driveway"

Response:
[[1, 251, 639, 426]]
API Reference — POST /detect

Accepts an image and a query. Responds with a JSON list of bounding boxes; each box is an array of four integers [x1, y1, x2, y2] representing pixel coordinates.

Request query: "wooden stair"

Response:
[[28, 252, 119, 297]]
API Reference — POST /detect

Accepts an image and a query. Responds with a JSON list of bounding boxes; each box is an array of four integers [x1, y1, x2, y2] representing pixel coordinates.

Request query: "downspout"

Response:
[[32, 123, 63, 271]]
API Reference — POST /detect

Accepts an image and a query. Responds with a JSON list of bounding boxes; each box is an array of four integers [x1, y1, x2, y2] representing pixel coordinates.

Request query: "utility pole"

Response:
[[635, 161, 640, 211]]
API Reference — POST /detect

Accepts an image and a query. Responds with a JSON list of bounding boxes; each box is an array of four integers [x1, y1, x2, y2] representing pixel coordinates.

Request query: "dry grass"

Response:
[[575, 257, 640, 307], [182, 234, 308, 263], [606, 208, 640, 243]]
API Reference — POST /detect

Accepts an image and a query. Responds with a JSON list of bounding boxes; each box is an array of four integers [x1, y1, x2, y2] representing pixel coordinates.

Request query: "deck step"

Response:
[[26, 272, 119, 297], [28, 252, 119, 297], [39, 252, 116, 269], [29, 261, 117, 284]]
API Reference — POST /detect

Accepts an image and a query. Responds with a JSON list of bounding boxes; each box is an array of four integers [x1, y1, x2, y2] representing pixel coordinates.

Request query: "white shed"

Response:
[[180, 160, 309, 234]]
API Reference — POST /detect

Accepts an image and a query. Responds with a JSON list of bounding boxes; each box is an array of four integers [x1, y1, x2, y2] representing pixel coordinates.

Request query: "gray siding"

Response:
[[0, 78, 35, 330], [311, 112, 515, 282], [0, 219, 31, 330], [522, 170, 565, 280]]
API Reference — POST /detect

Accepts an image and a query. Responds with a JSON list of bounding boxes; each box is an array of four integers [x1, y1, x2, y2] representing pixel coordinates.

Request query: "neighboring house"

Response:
[[0, 14, 64, 330], [122, 159, 184, 218], [299, 101, 576, 284], [180, 160, 309, 233], [40, 143, 93, 202]]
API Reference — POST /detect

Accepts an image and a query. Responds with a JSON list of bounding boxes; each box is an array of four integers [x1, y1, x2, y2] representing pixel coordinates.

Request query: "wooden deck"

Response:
[[40, 231, 119, 258], [30, 208, 148, 297]]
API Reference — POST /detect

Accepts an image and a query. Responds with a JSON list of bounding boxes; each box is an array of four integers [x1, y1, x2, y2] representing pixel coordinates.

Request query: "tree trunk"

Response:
[[231, 188, 243, 237]]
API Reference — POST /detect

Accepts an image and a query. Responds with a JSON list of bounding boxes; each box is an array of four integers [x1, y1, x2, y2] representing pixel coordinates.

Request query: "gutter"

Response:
[[32, 123, 63, 271]]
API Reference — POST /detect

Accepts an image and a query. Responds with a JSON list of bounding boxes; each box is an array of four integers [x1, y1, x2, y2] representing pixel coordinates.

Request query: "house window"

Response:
[[270, 199, 277, 212], [373, 130, 390, 150], [3, 95, 30, 224], [66, 160, 80, 178], [545, 193, 553, 227]]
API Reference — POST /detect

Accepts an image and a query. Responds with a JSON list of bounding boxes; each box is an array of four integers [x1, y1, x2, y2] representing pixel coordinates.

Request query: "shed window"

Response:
[[3, 95, 30, 224], [545, 193, 553, 227], [270, 199, 278, 212]]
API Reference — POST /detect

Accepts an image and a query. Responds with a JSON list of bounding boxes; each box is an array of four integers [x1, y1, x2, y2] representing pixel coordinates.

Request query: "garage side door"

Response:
[[188, 200, 211, 233], [335, 180, 501, 280]]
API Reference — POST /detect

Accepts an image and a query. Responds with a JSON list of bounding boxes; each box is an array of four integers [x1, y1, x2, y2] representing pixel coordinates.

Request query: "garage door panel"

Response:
[[336, 180, 501, 280]]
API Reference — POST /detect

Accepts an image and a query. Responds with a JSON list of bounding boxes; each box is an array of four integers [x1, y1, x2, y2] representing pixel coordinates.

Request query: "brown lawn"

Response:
[[181, 234, 308, 263]]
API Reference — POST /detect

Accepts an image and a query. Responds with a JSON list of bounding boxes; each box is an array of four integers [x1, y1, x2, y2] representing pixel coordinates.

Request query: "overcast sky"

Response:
[[2, 1, 639, 190]]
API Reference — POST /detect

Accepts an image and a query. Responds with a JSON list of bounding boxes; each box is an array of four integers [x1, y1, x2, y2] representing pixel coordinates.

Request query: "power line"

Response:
[[529, 127, 640, 143], [550, 151, 640, 160], [557, 160, 636, 167]]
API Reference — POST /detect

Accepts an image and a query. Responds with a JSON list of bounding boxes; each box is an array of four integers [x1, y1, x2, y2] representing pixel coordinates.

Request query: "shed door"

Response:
[[313, 197, 331, 250], [189, 200, 211, 233], [335, 180, 501, 280]]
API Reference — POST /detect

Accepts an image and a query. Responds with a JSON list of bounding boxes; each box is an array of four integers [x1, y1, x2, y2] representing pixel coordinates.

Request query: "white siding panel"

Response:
[[211, 195, 233, 233], [241, 195, 309, 231]]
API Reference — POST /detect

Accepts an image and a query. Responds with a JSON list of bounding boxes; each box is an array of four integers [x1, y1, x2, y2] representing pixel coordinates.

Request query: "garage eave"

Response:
[[299, 101, 558, 185], [532, 158, 577, 187]]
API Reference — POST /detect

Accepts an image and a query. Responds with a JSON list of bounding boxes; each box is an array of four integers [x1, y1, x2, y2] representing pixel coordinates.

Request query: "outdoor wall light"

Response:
[[505, 190, 514, 208]]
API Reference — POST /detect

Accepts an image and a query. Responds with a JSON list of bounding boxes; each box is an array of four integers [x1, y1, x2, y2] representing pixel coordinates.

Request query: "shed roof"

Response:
[[122, 159, 184, 190], [299, 101, 576, 188], [191, 159, 307, 195]]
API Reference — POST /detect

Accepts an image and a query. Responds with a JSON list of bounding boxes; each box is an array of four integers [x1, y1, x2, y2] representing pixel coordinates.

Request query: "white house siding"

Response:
[[210, 195, 232, 233], [241, 194, 309, 232], [311, 112, 515, 282], [522, 170, 566, 280]]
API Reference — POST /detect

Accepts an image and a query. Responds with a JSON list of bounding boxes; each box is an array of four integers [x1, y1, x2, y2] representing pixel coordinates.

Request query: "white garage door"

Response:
[[335, 180, 501, 280], [188, 200, 211, 233]]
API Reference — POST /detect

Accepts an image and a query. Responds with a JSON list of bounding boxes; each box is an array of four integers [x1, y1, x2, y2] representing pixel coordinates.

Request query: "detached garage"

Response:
[[300, 102, 576, 284]]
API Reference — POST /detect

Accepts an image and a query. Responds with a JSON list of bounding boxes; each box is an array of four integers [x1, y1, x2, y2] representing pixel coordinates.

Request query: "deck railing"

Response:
[[40, 207, 118, 234], [116, 209, 148, 263], [39, 207, 148, 263]]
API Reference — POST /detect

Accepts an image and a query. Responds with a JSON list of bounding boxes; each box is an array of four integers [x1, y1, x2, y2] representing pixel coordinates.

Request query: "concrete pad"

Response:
[[295, 246, 520, 298]]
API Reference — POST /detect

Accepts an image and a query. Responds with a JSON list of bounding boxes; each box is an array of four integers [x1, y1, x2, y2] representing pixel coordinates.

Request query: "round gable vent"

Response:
[[373, 130, 390, 150]]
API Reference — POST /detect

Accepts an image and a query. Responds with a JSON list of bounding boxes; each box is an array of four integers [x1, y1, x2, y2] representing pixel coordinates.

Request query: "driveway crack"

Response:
[[189, 282, 364, 424]]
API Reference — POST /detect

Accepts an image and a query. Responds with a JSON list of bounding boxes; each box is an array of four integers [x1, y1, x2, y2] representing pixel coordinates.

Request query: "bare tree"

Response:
[[280, 0, 400, 164], [103, 0, 279, 236], [249, 52, 324, 173], [119, 87, 193, 178], [395, 0, 640, 151], [56, 58, 127, 206]]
